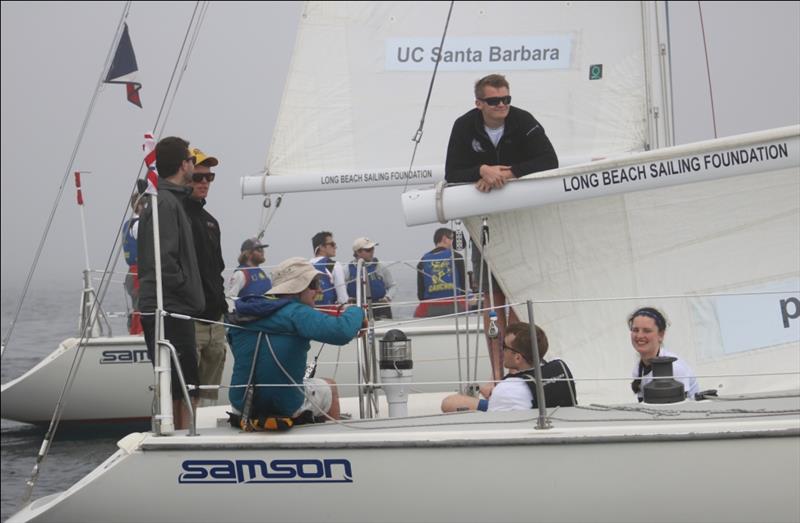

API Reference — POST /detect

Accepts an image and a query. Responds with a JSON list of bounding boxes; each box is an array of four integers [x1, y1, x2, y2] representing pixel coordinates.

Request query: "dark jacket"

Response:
[[444, 106, 558, 183], [138, 179, 205, 316], [184, 197, 228, 320]]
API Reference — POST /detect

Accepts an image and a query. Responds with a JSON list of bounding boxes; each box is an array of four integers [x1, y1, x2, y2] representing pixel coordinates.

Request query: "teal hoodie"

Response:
[[228, 295, 363, 417]]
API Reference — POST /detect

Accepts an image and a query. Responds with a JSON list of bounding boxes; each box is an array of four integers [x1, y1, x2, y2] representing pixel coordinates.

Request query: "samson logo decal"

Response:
[[100, 349, 151, 364], [179, 459, 353, 484]]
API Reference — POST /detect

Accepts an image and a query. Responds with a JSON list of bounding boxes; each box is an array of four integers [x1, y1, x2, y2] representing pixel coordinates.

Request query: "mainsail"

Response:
[[457, 130, 800, 402], [243, 1, 669, 195]]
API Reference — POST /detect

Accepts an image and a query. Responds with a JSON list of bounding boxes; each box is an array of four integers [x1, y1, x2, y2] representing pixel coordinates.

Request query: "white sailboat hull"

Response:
[[8, 393, 800, 523], [1, 318, 489, 425]]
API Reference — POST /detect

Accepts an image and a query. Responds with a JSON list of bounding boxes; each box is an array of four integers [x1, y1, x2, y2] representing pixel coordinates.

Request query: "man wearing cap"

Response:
[[310, 231, 349, 306], [346, 237, 396, 320], [227, 257, 364, 421], [184, 147, 229, 406], [138, 136, 205, 430], [226, 238, 271, 299]]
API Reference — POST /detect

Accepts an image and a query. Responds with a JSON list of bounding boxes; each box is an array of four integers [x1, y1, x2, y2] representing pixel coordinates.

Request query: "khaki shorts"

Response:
[[293, 377, 333, 418]]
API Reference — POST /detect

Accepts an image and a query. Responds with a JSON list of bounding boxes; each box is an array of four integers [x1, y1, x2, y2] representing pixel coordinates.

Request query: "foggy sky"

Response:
[[2, 1, 799, 300]]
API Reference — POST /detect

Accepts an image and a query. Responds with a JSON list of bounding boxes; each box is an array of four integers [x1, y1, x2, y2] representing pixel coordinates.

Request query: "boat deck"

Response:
[[128, 391, 800, 451]]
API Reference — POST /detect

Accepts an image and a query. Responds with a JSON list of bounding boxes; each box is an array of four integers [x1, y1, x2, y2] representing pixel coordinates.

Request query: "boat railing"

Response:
[[153, 328, 198, 437]]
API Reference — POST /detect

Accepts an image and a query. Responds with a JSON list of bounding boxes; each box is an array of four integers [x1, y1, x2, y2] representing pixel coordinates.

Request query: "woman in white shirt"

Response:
[[629, 307, 699, 401]]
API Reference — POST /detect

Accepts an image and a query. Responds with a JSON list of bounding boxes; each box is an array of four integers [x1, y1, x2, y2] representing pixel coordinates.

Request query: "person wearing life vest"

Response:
[[414, 227, 466, 318], [441, 322, 577, 412], [227, 238, 272, 300], [122, 183, 147, 335], [309, 231, 349, 308], [346, 237, 396, 320]]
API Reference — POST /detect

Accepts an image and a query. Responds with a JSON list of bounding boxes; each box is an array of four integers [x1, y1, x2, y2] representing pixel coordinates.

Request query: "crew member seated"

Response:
[[441, 322, 577, 412]]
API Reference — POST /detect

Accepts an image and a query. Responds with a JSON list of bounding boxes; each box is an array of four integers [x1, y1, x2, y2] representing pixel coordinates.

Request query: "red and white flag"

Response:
[[142, 133, 158, 195]]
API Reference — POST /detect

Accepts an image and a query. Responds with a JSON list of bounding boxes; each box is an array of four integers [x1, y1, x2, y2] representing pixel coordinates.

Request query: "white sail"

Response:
[[458, 131, 800, 401], [7, 3, 800, 523], [245, 1, 670, 194]]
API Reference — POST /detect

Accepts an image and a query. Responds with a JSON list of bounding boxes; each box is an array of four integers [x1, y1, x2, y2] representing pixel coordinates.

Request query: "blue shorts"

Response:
[[477, 399, 489, 412]]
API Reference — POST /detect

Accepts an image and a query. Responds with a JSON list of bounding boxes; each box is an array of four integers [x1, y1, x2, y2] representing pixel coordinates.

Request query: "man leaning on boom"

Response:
[[444, 73, 559, 382], [444, 73, 558, 192]]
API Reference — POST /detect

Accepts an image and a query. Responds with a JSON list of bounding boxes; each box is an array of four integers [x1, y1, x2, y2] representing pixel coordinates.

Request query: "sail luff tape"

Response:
[[435, 180, 447, 224]]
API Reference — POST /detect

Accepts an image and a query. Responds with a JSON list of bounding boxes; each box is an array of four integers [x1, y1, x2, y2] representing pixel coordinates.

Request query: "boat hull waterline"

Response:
[[8, 393, 800, 523]]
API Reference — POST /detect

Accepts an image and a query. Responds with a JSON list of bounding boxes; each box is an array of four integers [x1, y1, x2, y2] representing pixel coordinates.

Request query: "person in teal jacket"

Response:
[[227, 257, 364, 420]]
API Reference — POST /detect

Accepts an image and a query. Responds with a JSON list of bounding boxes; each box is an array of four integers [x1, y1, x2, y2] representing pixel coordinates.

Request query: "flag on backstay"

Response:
[[142, 133, 158, 194], [104, 23, 142, 107]]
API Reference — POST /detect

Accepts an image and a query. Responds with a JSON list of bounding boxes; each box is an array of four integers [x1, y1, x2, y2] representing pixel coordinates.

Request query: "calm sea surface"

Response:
[[1, 287, 131, 522]]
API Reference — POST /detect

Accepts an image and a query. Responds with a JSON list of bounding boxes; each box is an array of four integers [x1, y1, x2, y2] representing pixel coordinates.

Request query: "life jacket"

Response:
[[122, 217, 139, 266], [346, 259, 386, 300], [420, 248, 459, 300], [236, 265, 272, 297], [507, 359, 578, 408], [312, 257, 337, 305]]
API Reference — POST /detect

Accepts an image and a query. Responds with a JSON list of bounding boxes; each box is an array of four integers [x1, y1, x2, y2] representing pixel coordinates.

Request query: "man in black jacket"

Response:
[[445, 74, 558, 381], [445, 73, 558, 191], [138, 136, 205, 429], [185, 147, 228, 406]]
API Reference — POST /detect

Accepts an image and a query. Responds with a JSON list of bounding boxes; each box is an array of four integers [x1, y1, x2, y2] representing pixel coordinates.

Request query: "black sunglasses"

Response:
[[479, 95, 512, 106], [502, 344, 521, 355], [192, 172, 216, 183]]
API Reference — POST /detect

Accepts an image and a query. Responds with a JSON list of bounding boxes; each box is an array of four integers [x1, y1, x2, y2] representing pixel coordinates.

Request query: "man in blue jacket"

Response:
[[228, 257, 364, 421]]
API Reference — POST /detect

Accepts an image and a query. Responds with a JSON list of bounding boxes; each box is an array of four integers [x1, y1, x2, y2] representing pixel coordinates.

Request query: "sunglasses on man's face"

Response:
[[192, 172, 215, 183], [479, 95, 512, 106], [502, 344, 521, 356]]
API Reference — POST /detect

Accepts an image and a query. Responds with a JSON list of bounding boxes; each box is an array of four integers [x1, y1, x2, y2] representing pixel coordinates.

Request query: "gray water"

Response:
[[0, 287, 129, 523]]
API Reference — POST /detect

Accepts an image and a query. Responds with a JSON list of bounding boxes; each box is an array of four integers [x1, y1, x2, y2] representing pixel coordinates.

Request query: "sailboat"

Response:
[[6, 2, 799, 522]]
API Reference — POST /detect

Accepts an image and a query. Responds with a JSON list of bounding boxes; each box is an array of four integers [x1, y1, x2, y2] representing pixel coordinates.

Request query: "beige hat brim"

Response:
[[267, 265, 322, 295]]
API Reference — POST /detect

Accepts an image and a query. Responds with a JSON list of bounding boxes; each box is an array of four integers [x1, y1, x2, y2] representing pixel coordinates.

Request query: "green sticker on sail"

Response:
[[589, 64, 603, 80]]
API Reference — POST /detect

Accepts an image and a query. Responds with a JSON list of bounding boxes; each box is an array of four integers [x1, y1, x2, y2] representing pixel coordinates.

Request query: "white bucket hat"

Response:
[[267, 257, 323, 295]]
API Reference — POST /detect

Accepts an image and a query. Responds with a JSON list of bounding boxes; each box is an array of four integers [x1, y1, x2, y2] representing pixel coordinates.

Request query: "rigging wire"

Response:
[[697, 1, 718, 138], [402, 0, 455, 193], [664, 1, 678, 146], [97, 1, 208, 309], [0, 3, 133, 360], [21, 1, 210, 504]]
